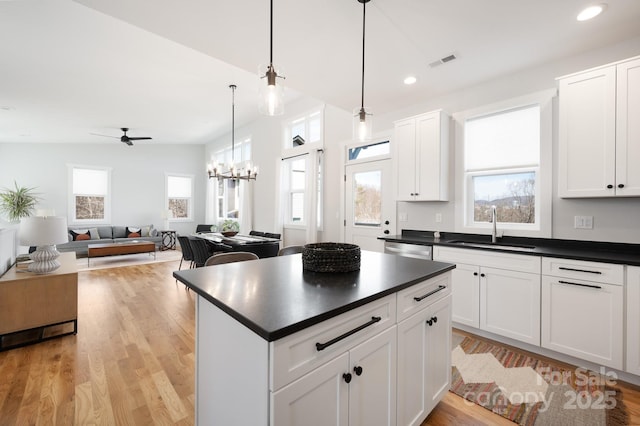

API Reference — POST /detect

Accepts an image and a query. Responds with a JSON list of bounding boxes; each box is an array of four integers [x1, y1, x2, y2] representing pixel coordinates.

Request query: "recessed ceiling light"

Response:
[[404, 76, 417, 85], [577, 4, 607, 21]]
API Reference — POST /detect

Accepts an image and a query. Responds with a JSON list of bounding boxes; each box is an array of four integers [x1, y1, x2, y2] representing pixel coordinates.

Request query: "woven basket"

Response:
[[302, 243, 361, 273]]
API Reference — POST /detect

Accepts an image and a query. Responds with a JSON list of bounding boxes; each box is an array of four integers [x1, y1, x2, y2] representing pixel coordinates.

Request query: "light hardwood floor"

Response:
[[1, 259, 639, 425]]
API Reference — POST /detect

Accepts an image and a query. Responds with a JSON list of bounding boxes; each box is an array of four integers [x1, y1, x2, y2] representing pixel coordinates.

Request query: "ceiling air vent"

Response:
[[429, 53, 457, 68]]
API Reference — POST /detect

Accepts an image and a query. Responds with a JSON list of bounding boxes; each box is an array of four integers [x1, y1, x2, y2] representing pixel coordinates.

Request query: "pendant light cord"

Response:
[[270, 0, 274, 65], [230, 84, 236, 161], [360, 0, 366, 109]]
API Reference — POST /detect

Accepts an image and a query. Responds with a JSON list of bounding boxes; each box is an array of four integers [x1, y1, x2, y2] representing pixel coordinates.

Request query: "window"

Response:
[[68, 165, 111, 224], [353, 170, 382, 226], [211, 138, 251, 222], [284, 110, 323, 150], [455, 90, 553, 237], [167, 174, 193, 220], [348, 140, 390, 162], [281, 151, 323, 228]]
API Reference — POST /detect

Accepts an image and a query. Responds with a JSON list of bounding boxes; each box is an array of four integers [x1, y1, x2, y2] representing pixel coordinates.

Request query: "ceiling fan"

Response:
[[91, 127, 152, 146]]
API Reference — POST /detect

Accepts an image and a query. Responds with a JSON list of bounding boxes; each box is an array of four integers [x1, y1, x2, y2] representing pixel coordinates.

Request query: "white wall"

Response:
[[0, 142, 207, 237], [378, 36, 640, 244]]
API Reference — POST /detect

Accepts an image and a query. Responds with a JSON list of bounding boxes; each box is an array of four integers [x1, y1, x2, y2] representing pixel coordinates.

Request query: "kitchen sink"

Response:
[[446, 240, 537, 251]]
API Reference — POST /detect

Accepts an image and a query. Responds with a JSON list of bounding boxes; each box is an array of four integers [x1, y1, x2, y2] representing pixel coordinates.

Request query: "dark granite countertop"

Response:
[[381, 230, 640, 266], [173, 251, 455, 342]]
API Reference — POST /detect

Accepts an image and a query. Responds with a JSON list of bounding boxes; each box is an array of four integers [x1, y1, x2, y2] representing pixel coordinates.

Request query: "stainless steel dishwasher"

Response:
[[383, 241, 432, 260]]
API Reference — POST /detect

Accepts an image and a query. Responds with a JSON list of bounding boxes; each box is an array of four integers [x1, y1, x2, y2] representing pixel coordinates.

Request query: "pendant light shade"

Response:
[[353, 0, 372, 142], [259, 0, 285, 116]]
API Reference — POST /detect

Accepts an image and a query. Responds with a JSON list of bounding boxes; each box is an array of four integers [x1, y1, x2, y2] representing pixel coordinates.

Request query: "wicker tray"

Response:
[[302, 243, 361, 273]]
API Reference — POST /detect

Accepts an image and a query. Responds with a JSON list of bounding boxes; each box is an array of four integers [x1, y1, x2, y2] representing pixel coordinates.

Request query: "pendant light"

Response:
[[353, 0, 372, 142], [208, 85, 258, 181], [259, 0, 285, 116]]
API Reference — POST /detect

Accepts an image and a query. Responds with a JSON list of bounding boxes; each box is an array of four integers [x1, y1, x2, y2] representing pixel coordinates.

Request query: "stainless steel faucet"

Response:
[[491, 205, 497, 243]]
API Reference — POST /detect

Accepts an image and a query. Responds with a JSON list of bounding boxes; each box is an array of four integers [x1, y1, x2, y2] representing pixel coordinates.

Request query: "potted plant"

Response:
[[218, 219, 240, 237], [0, 181, 39, 222]]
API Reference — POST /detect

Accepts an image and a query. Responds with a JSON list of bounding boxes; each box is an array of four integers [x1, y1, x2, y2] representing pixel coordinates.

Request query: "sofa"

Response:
[[57, 225, 162, 256]]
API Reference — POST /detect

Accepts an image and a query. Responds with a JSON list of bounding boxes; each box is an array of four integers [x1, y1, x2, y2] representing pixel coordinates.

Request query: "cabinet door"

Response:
[[626, 266, 640, 375], [424, 295, 451, 414], [272, 352, 349, 426], [542, 276, 623, 370], [415, 111, 448, 201], [397, 295, 451, 426], [480, 267, 541, 345], [349, 326, 397, 426], [450, 263, 480, 328], [558, 65, 616, 198], [616, 57, 640, 196], [395, 118, 417, 200]]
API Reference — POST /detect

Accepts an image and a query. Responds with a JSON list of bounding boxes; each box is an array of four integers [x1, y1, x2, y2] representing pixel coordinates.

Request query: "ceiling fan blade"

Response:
[[90, 132, 119, 139], [123, 139, 133, 146], [127, 137, 152, 140]]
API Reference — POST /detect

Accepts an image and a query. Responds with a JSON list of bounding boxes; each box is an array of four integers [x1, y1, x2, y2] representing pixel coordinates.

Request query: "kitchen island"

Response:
[[174, 250, 455, 426]]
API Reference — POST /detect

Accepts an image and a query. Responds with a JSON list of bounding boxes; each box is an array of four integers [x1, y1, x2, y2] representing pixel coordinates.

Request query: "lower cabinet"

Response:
[[541, 258, 624, 370], [627, 266, 640, 375], [397, 294, 451, 426], [272, 326, 397, 426], [433, 246, 540, 345]]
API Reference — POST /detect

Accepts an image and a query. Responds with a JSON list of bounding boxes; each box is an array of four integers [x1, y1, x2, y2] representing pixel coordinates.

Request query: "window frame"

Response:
[[453, 89, 554, 238], [67, 164, 112, 225], [166, 173, 194, 222]]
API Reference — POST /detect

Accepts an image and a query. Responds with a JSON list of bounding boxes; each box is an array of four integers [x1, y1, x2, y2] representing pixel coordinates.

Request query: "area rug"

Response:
[[76, 249, 183, 271], [450, 334, 627, 425]]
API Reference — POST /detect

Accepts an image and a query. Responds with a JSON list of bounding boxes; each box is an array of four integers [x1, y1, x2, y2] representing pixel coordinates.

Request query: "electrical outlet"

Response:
[[574, 215, 594, 229], [435, 213, 442, 223], [399, 212, 408, 222]]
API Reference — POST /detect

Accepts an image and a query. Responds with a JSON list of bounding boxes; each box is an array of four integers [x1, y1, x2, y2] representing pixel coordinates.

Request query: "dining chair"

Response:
[[195, 224, 215, 233], [249, 230, 265, 236], [204, 252, 259, 266], [265, 232, 281, 239], [189, 237, 213, 268], [177, 235, 195, 270], [278, 245, 304, 256]]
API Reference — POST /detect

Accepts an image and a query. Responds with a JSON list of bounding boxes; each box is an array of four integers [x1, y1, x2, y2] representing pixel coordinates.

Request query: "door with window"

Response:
[[345, 159, 393, 253]]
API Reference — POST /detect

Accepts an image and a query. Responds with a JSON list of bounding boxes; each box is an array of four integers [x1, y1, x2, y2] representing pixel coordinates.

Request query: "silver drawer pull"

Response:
[[414, 285, 446, 302], [558, 267, 602, 275], [558, 280, 602, 290], [315, 316, 381, 351]]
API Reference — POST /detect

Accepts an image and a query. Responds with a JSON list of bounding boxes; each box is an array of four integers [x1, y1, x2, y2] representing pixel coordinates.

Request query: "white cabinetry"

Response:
[[394, 110, 449, 201], [433, 246, 541, 345], [558, 55, 640, 198], [273, 326, 397, 426], [541, 258, 624, 370], [627, 266, 640, 376], [397, 294, 451, 426]]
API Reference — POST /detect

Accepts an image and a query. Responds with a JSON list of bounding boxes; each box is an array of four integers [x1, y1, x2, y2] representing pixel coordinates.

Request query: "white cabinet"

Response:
[[558, 55, 640, 198], [433, 246, 541, 345], [394, 110, 449, 201], [541, 258, 624, 370], [397, 294, 451, 426], [626, 266, 640, 376], [273, 326, 397, 426]]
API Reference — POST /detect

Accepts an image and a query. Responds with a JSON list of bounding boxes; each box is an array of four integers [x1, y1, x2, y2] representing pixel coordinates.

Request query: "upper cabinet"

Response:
[[558, 56, 640, 198], [394, 110, 449, 201]]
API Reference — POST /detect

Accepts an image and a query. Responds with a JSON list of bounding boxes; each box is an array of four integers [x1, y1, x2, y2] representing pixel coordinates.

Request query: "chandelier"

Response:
[[208, 85, 258, 181]]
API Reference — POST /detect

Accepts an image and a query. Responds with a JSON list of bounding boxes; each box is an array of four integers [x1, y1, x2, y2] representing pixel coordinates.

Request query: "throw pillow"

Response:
[[89, 227, 100, 240], [126, 227, 141, 238], [141, 226, 151, 237], [70, 229, 91, 241]]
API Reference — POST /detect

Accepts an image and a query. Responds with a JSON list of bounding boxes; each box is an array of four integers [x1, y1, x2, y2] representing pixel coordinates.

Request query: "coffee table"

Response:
[[87, 241, 156, 266]]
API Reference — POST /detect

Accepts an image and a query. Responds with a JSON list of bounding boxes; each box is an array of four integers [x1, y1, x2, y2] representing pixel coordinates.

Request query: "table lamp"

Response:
[[19, 216, 68, 274]]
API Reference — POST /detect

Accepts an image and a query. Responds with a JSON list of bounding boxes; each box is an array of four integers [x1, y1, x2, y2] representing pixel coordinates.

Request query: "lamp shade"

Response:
[[19, 216, 68, 247]]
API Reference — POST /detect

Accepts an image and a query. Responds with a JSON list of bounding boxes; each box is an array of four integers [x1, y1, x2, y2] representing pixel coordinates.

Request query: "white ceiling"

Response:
[[1, 0, 640, 145]]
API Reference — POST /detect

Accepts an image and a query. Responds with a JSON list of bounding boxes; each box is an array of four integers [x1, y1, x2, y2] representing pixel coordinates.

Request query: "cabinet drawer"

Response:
[[542, 257, 623, 285], [270, 294, 396, 391], [433, 246, 540, 274], [396, 272, 451, 323]]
